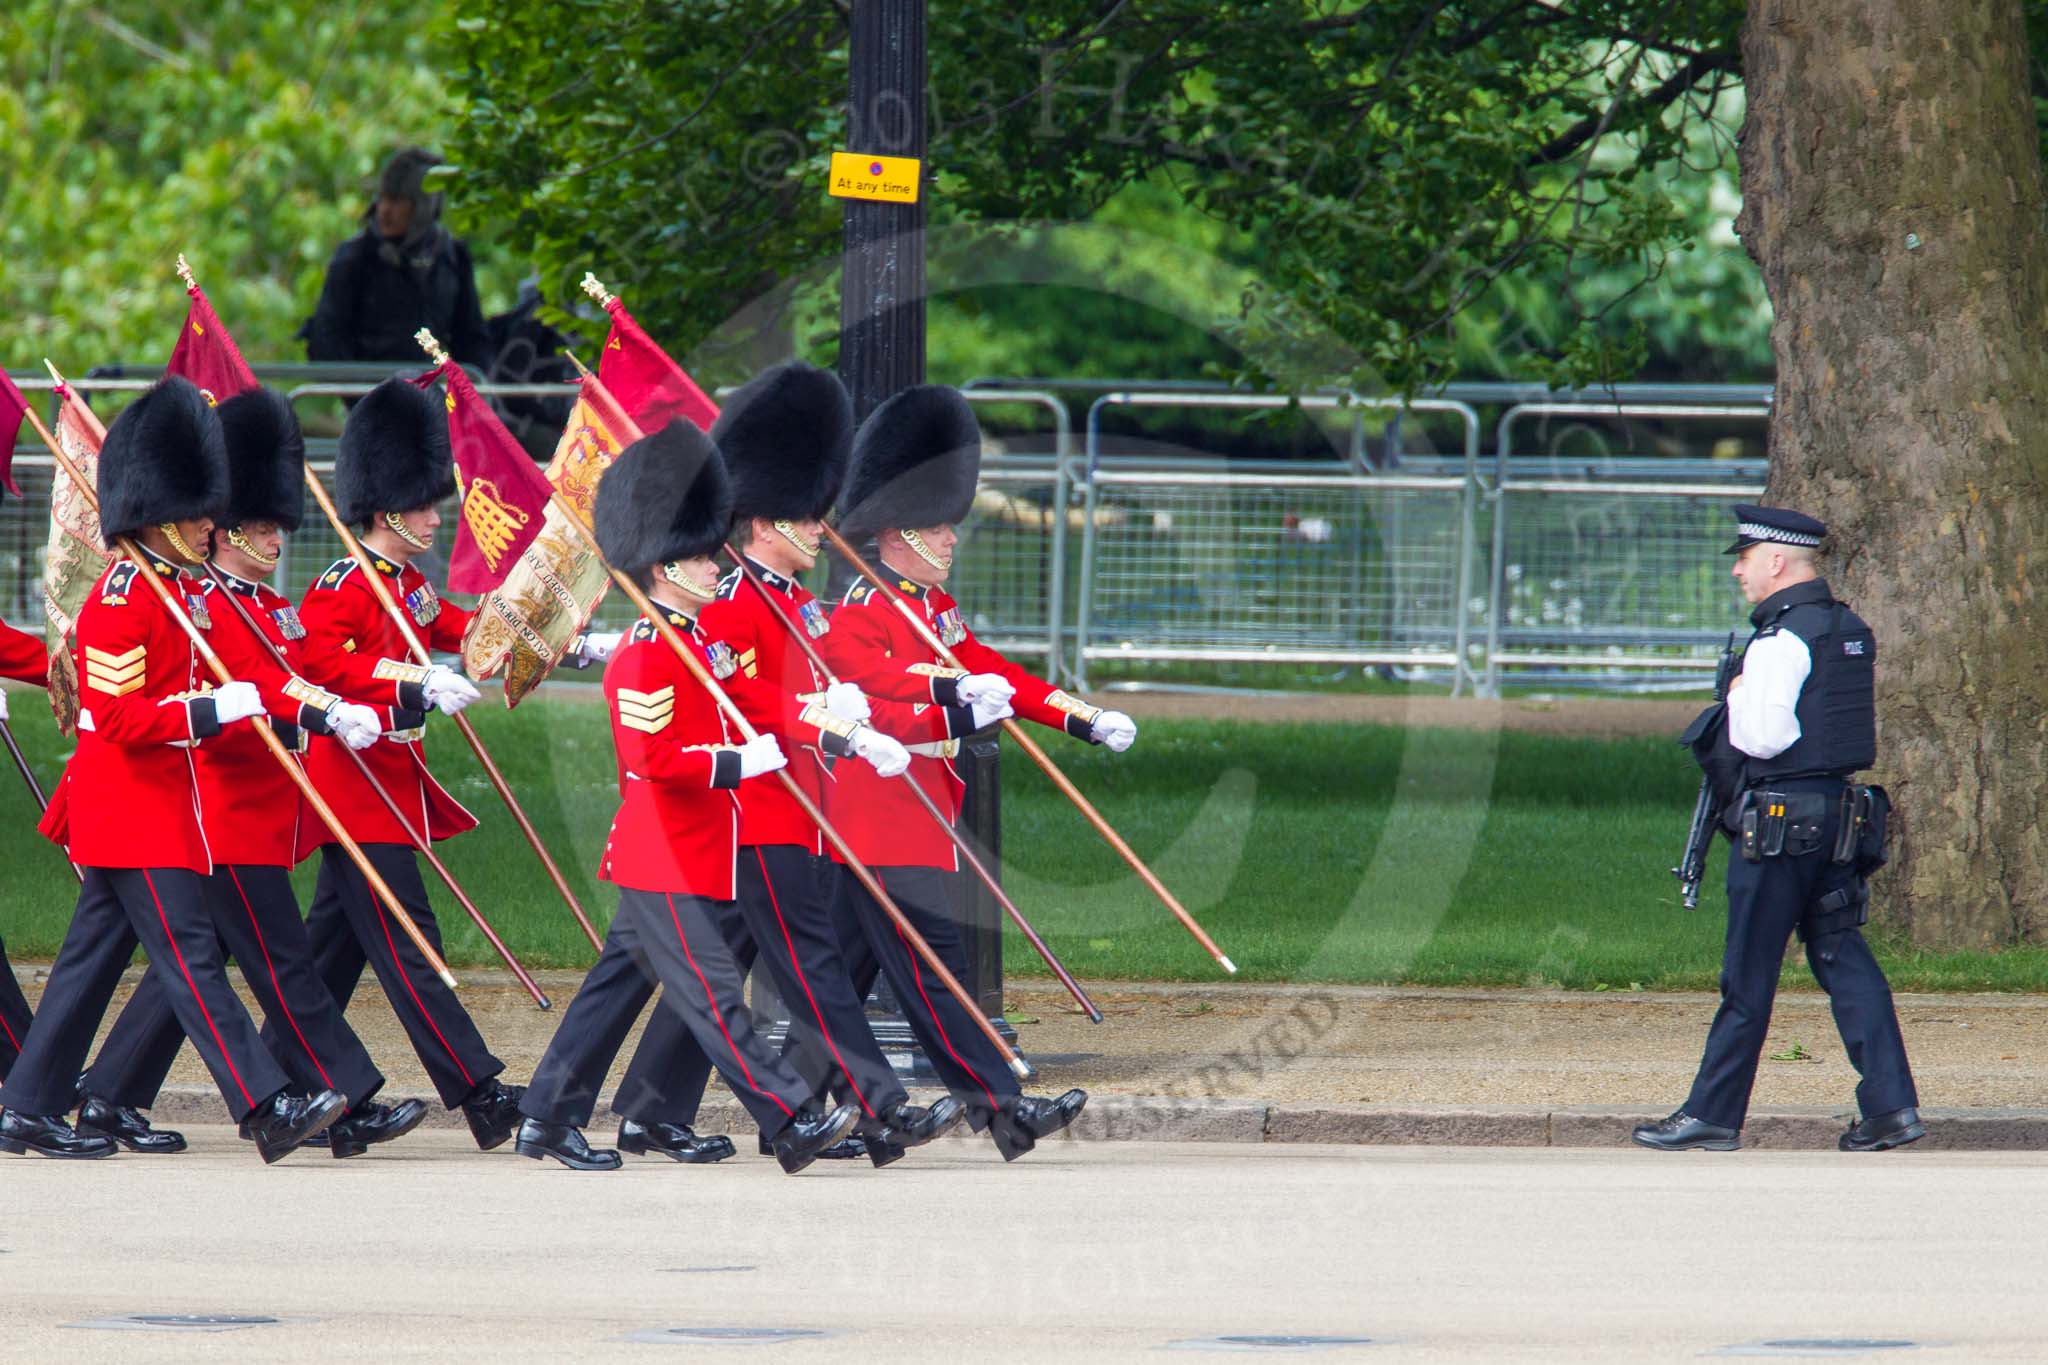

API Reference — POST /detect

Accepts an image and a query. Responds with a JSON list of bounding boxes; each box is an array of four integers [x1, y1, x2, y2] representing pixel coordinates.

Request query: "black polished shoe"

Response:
[[75, 1096, 186, 1154], [989, 1089, 1088, 1162], [461, 1080, 525, 1152], [862, 1096, 968, 1168], [756, 1130, 866, 1160], [0, 1108, 117, 1159], [770, 1103, 861, 1175], [618, 1118, 736, 1164], [1840, 1106, 1926, 1152], [515, 1117, 622, 1171], [244, 1089, 349, 1165], [328, 1098, 431, 1159], [1631, 1109, 1741, 1152]]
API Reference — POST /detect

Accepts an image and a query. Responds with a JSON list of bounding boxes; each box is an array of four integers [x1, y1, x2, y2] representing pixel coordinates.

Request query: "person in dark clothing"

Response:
[[303, 147, 491, 370]]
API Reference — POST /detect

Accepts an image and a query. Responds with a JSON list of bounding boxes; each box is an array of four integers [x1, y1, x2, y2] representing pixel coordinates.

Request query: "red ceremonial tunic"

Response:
[[0, 612, 48, 685], [39, 551, 236, 872], [293, 554, 477, 857], [820, 575, 1103, 870], [697, 557, 954, 854]]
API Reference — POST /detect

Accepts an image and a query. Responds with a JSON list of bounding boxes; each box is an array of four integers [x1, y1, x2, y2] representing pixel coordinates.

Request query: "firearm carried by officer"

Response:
[[1673, 632, 1740, 909]]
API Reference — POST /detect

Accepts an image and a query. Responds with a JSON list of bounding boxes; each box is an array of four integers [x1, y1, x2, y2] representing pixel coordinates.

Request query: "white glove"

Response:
[[848, 725, 910, 778], [0, 689, 9, 723], [576, 631, 623, 665], [328, 702, 382, 752], [422, 664, 481, 716], [825, 681, 871, 723], [1091, 709, 1137, 752], [970, 697, 1014, 731], [955, 672, 1015, 708], [212, 680, 265, 725], [737, 733, 787, 779]]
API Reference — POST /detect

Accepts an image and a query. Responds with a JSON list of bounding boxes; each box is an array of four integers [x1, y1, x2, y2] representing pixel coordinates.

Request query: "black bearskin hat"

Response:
[[216, 386, 307, 532], [711, 362, 853, 524], [836, 385, 982, 540], [96, 376, 229, 543], [594, 419, 733, 573], [336, 377, 455, 525]]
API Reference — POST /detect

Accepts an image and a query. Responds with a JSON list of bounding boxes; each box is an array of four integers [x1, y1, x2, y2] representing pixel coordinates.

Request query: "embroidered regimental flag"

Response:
[[0, 368, 29, 497], [38, 376, 114, 734], [420, 359, 554, 595], [165, 256, 259, 404], [585, 275, 720, 434]]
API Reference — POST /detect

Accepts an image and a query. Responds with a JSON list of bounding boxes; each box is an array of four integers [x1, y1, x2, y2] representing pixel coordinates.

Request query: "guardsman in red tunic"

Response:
[[0, 611, 51, 1077], [277, 377, 528, 1149], [824, 386, 1135, 1160], [76, 388, 429, 1158], [514, 420, 861, 1171], [0, 377, 347, 1161], [607, 364, 963, 1167]]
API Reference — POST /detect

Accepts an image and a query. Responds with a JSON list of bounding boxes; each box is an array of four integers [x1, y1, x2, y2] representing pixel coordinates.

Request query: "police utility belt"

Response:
[[1736, 783, 1892, 940]]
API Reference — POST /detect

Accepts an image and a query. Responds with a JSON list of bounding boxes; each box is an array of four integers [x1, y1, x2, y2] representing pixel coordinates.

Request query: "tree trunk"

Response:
[[1737, 0, 2048, 946]]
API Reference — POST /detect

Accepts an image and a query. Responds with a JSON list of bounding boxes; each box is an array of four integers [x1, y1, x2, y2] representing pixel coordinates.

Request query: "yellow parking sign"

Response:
[[828, 151, 921, 204]]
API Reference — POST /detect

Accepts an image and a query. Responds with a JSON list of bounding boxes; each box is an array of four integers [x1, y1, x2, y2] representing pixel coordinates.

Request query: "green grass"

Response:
[[5, 697, 2048, 993]]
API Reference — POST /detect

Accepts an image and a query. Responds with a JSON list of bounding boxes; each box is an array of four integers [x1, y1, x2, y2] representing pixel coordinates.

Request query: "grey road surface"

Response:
[[1, 1133, 2041, 1361]]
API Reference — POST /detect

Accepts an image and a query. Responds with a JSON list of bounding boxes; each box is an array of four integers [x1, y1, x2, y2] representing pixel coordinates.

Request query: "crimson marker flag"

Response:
[[166, 276, 259, 402], [596, 296, 720, 432], [422, 361, 555, 594], [0, 368, 28, 496]]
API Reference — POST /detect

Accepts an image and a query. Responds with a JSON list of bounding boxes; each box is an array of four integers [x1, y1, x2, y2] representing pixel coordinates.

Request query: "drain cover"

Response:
[[68, 1314, 285, 1333], [618, 1326, 831, 1346], [1169, 1336, 1379, 1352], [1718, 1341, 1926, 1358]]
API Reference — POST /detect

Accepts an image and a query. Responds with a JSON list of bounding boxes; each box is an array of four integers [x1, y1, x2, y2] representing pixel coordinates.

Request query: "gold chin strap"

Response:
[[899, 528, 951, 572], [384, 511, 431, 551], [661, 560, 717, 602], [157, 522, 208, 564], [772, 519, 821, 560], [226, 527, 279, 568]]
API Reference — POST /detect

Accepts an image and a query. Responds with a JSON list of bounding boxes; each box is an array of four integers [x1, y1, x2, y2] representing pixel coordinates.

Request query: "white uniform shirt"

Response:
[[1727, 628, 1811, 759]]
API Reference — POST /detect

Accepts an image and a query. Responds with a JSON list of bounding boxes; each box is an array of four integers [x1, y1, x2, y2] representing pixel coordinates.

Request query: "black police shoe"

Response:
[[0, 1108, 117, 1159], [617, 1118, 736, 1163], [461, 1079, 525, 1151], [770, 1103, 862, 1175], [245, 1089, 350, 1165], [1840, 1106, 1926, 1152], [988, 1089, 1089, 1163], [756, 1130, 867, 1160], [75, 1096, 187, 1154], [862, 1096, 969, 1168], [514, 1118, 622, 1171], [1630, 1110, 1741, 1152], [328, 1098, 431, 1159]]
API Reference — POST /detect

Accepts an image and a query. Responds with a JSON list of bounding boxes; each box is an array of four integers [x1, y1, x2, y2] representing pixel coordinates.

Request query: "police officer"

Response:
[[1634, 505, 1922, 1154]]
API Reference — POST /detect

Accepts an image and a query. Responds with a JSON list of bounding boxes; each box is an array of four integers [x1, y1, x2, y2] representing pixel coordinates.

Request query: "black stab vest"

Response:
[[1740, 578, 1877, 784]]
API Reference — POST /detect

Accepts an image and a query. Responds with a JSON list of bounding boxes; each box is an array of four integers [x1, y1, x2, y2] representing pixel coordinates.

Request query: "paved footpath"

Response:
[[17, 968, 2048, 1148], [4, 1135, 2046, 1361]]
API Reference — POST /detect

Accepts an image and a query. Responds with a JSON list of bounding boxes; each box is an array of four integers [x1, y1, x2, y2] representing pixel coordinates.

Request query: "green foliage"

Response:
[[0, 1, 518, 373]]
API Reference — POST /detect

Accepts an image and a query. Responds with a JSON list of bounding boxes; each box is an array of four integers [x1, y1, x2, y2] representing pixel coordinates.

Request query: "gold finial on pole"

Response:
[[175, 253, 197, 290], [415, 328, 451, 368], [580, 272, 615, 308], [42, 358, 67, 393], [564, 350, 595, 380]]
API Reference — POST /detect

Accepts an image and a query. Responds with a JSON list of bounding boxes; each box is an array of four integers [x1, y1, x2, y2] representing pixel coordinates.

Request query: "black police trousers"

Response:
[[1684, 778, 1919, 1129], [0, 933, 32, 1081], [271, 844, 502, 1109], [82, 864, 384, 1111], [520, 887, 812, 1138], [0, 867, 291, 1122]]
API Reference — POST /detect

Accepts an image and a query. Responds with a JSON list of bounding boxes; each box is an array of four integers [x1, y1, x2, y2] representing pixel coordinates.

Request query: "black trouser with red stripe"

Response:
[[836, 864, 1020, 1120], [609, 895, 752, 1129], [0, 868, 291, 1122], [0, 933, 33, 1081], [273, 843, 501, 1109], [521, 888, 811, 1137], [82, 865, 384, 1111]]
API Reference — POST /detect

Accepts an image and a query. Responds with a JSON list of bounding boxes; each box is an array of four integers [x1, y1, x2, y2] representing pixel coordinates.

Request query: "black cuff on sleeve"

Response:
[[187, 696, 222, 740], [391, 707, 428, 731], [273, 720, 306, 751], [930, 675, 962, 707], [397, 680, 429, 712], [711, 749, 744, 789], [563, 634, 594, 670], [1065, 712, 1100, 743], [944, 704, 978, 738], [298, 703, 335, 736], [821, 730, 857, 759]]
